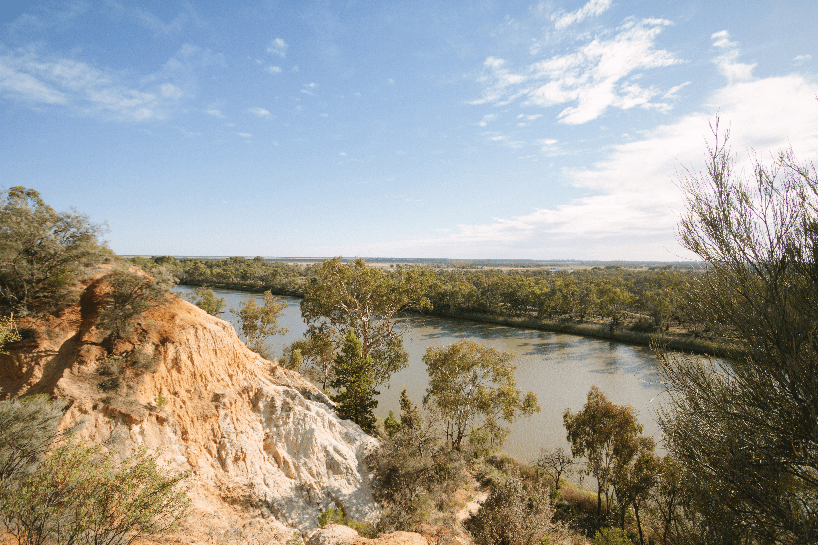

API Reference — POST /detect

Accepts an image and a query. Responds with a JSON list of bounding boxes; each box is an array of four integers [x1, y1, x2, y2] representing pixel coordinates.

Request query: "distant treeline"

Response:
[[132, 256, 731, 354]]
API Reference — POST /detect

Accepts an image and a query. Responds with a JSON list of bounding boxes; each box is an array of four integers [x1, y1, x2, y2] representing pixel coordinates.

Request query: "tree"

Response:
[[330, 331, 379, 433], [535, 447, 575, 490], [301, 258, 434, 387], [423, 339, 540, 452], [611, 436, 659, 544], [384, 388, 421, 439], [0, 187, 109, 312], [658, 118, 818, 543], [231, 290, 287, 358], [0, 395, 69, 482], [96, 264, 176, 346], [184, 286, 225, 316], [563, 386, 642, 520], [280, 325, 335, 389]]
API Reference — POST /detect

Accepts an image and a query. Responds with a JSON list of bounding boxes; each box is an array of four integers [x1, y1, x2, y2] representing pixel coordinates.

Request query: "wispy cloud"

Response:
[[477, 113, 497, 127], [0, 46, 191, 121], [266, 65, 282, 74], [472, 18, 683, 124], [267, 38, 288, 58], [552, 0, 612, 30], [247, 107, 271, 118], [236, 132, 253, 139], [206, 107, 226, 118], [792, 54, 812, 66], [711, 31, 755, 83], [396, 65, 818, 258]]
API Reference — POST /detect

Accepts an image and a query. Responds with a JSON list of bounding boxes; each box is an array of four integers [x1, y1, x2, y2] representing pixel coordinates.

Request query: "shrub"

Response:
[[592, 527, 634, 545], [465, 473, 554, 545], [0, 397, 189, 545], [317, 507, 375, 538], [0, 442, 190, 545]]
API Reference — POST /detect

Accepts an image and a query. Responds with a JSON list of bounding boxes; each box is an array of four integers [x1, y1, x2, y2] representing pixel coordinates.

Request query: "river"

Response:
[[174, 286, 667, 462]]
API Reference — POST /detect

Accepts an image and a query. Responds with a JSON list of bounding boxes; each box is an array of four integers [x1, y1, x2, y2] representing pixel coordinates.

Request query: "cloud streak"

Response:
[[552, 0, 612, 30], [472, 18, 683, 124], [397, 43, 818, 259], [0, 45, 195, 121]]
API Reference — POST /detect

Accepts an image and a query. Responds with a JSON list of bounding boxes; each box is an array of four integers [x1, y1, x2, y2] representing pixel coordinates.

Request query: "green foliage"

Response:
[[659, 121, 818, 543], [465, 474, 554, 545], [330, 331, 379, 433], [563, 386, 643, 519], [423, 339, 540, 452], [301, 257, 434, 387], [368, 405, 467, 532], [0, 314, 21, 353], [384, 388, 421, 438], [0, 397, 189, 545], [184, 285, 225, 316], [96, 264, 175, 344], [592, 527, 634, 545], [317, 507, 376, 538], [280, 325, 335, 389], [0, 186, 110, 312], [231, 290, 287, 358], [0, 442, 190, 545], [0, 395, 68, 482]]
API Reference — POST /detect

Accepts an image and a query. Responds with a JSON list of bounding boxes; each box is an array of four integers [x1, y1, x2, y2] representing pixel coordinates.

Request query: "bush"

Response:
[[317, 507, 376, 538], [0, 397, 189, 545], [592, 527, 634, 545], [465, 474, 554, 545], [97, 264, 175, 345], [0, 186, 109, 313]]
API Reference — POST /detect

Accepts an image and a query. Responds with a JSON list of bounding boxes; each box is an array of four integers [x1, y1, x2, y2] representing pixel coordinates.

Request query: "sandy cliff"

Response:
[[0, 273, 383, 543]]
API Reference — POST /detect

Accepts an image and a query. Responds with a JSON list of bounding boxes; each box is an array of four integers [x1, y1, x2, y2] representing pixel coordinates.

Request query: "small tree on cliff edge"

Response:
[[331, 330, 379, 433]]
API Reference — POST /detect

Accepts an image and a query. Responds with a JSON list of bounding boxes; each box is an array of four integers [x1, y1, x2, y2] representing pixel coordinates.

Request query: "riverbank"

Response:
[[418, 309, 742, 359], [178, 281, 741, 359]]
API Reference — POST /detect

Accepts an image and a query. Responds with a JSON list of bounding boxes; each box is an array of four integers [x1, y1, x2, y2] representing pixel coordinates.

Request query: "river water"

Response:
[[174, 286, 667, 462]]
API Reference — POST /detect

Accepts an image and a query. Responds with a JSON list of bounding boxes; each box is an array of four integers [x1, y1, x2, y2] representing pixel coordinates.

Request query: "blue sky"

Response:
[[1, 0, 816, 260]]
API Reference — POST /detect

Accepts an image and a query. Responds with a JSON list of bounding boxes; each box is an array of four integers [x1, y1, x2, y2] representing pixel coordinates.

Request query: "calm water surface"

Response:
[[174, 286, 666, 462]]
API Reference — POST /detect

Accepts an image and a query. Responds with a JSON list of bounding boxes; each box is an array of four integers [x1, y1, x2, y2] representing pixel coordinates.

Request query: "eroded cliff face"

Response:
[[0, 273, 380, 541]]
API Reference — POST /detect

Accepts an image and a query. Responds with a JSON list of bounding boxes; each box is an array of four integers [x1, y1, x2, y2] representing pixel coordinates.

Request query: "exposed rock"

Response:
[[0, 271, 380, 539]]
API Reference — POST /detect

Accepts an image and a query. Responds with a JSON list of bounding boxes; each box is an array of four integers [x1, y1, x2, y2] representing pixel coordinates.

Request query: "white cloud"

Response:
[[552, 0, 612, 30], [472, 18, 683, 124], [793, 54, 812, 66], [236, 132, 253, 139], [247, 107, 271, 118], [267, 65, 282, 74], [0, 45, 192, 121], [394, 72, 818, 258], [267, 38, 288, 58], [387, 78, 395, 85], [710, 30, 755, 83], [206, 107, 225, 118], [477, 113, 497, 127]]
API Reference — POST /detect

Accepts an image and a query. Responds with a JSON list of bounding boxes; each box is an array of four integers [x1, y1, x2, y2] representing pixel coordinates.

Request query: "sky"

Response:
[[1, 0, 817, 261]]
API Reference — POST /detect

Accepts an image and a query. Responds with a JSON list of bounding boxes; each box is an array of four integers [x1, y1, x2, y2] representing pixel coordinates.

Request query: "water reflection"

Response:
[[174, 286, 666, 462]]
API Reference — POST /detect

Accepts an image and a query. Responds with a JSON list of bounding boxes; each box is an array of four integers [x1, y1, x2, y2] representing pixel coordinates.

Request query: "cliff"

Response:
[[0, 271, 385, 543]]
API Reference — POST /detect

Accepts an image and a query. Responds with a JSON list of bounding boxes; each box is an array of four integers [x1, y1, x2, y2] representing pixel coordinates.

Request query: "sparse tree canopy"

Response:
[[563, 386, 642, 519], [535, 447, 575, 490], [423, 339, 539, 452], [301, 257, 434, 387], [0, 186, 109, 312], [231, 290, 287, 358], [658, 118, 818, 543], [185, 285, 225, 316], [97, 264, 176, 345]]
